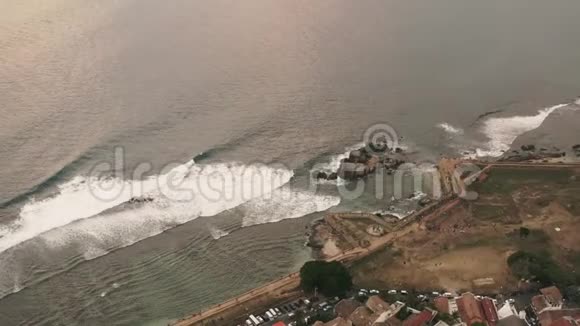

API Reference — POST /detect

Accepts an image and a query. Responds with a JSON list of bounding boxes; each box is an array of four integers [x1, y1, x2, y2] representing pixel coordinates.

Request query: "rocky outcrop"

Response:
[[128, 196, 154, 204], [521, 144, 536, 151], [338, 162, 368, 180], [573, 144, 580, 157], [316, 171, 328, 180], [313, 144, 407, 181], [500, 145, 566, 162]]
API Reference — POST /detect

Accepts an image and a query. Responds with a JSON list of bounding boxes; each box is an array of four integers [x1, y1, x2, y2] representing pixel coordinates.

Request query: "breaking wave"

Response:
[[437, 123, 463, 135], [313, 142, 366, 174], [472, 103, 567, 157], [0, 161, 293, 255], [208, 225, 230, 240], [241, 187, 340, 227]]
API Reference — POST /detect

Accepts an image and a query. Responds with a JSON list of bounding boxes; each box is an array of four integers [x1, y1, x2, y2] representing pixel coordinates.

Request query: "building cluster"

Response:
[[310, 286, 580, 326], [312, 295, 436, 326]]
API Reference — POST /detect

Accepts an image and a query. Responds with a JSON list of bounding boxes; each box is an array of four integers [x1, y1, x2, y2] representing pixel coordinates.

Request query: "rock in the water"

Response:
[[128, 196, 154, 204], [338, 162, 368, 180], [315, 171, 328, 179], [327, 172, 338, 180], [368, 140, 389, 153], [347, 150, 361, 162], [521, 144, 536, 151], [419, 197, 432, 207]]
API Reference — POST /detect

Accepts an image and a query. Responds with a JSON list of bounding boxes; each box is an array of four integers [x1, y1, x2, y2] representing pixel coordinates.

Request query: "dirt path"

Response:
[[172, 274, 300, 326]]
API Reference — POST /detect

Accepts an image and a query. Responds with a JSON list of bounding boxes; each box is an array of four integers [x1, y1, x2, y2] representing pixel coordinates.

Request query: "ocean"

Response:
[[1, 0, 580, 325]]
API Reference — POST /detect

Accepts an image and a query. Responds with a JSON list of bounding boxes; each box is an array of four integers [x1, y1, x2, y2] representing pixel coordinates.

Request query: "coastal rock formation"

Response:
[[521, 144, 536, 151], [573, 144, 580, 157], [338, 162, 369, 180], [313, 144, 407, 181], [128, 196, 154, 204], [316, 171, 328, 179], [338, 146, 401, 180], [500, 145, 566, 162]]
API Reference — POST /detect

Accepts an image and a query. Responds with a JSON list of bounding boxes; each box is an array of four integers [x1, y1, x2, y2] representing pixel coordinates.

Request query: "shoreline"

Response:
[[171, 159, 580, 325]]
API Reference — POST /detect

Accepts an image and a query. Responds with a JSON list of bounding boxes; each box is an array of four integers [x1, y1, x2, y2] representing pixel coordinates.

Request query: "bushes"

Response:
[[507, 251, 574, 286], [299, 261, 352, 298], [519, 227, 530, 238]]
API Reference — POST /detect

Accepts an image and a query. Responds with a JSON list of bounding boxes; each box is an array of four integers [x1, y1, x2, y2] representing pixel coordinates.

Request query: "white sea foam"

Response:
[[473, 104, 566, 157], [208, 226, 230, 240], [437, 123, 464, 135], [0, 161, 293, 255], [316, 142, 366, 173], [241, 188, 340, 227]]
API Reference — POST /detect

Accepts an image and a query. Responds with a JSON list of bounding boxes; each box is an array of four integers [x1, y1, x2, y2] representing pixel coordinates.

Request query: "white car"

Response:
[[388, 290, 397, 294]]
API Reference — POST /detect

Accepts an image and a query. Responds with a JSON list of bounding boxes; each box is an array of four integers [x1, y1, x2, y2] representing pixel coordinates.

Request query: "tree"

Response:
[[299, 261, 352, 298], [519, 227, 530, 238], [507, 251, 573, 286], [396, 307, 412, 321]]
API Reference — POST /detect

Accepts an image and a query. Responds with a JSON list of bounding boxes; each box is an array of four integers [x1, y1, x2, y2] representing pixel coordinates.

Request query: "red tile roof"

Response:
[[549, 318, 577, 326], [367, 295, 390, 314], [457, 293, 486, 326], [481, 298, 499, 325], [539, 309, 580, 326], [403, 310, 436, 326], [434, 297, 450, 314], [532, 295, 549, 313], [273, 322, 287, 326], [336, 299, 363, 318], [541, 286, 564, 305]]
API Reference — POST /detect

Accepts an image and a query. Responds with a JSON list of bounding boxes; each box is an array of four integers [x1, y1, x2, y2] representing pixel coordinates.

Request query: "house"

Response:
[[367, 296, 391, 314], [349, 306, 375, 326], [402, 309, 437, 326], [497, 315, 527, 326], [457, 292, 486, 326], [541, 287, 564, 308], [375, 316, 403, 326], [434, 297, 450, 315], [481, 298, 499, 326], [538, 309, 580, 326], [433, 321, 450, 326], [336, 299, 363, 318], [273, 322, 287, 326], [533, 286, 564, 314], [497, 302, 519, 320], [549, 317, 579, 326]]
